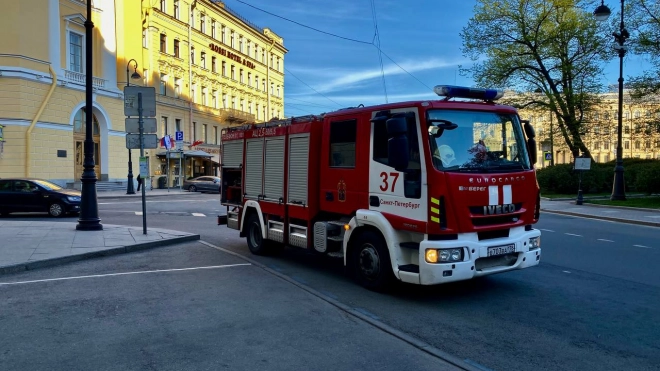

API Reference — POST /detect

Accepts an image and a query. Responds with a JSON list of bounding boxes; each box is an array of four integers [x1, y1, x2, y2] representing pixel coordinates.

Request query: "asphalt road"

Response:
[[4, 193, 659, 371]]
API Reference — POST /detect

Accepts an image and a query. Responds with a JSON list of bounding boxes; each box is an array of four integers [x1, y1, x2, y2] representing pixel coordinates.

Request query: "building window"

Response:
[[202, 87, 208, 106], [593, 142, 599, 150], [254, 45, 258, 60], [213, 126, 218, 145], [159, 74, 167, 95], [231, 96, 236, 109], [211, 56, 217, 73], [202, 124, 207, 143], [201, 52, 206, 68], [635, 141, 641, 149], [270, 82, 274, 95], [329, 120, 357, 167], [160, 33, 167, 53], [594, 125, 600, 134], [222, 94, 227, 108], [192, 122, 197, 141], [212, 90, 217, 108], [262, 50, 265, 63], [240, 99, 244, 112], [277, 57, 280, 71], [270, 55, 273, 68], [211, 20, 216, 38], [277, 85, 280, 97], [262, 80, 266, 92], [191, 84, 196, 103], [240, 69, 244, 83], [604, 141, 610, 150], [190, 10, 195, 27], [625, 125, 630, 134], [69, 32, 83, 72], [239, 36, 243, 52], [255, 76, 258, 89], [256, 104, 260, 120], [230, 31, 235, 48], [247, 41, 251, 56], [231, 65, 235, 80], [625, 141, 630, 150], [222, 61, 226, 76], [634, 111, 640, 118], [142, 28, 147, 48], [174, 78, 181, 98], [175, 119, 181, 132], [160, 0, 166, 12], [174, 0, 180, 19], [200, 13, 206, 33], [221, 26, 226, 43], [190, 46, 195, 64], [173, 39, 180, 57], [247, 72, 251, 87], [624, 112, 630, 119], [161, 116, 168, 137], [645, 140, 651, 149]]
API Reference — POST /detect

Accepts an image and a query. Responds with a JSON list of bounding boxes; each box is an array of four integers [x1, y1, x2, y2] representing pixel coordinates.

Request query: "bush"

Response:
[[537, 159, 660, 194]]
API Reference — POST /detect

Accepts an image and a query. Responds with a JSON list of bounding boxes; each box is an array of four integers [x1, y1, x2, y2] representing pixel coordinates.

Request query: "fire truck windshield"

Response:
[[426, 109, 531, 172]]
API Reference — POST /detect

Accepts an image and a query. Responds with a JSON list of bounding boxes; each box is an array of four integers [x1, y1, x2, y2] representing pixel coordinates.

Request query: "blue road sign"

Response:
[[544, 152, 552, 161], [175, 131, 184, 141]]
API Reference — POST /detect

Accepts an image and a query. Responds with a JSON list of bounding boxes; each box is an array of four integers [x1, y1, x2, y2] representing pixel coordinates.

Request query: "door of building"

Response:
[[73, 108, 101, 180]]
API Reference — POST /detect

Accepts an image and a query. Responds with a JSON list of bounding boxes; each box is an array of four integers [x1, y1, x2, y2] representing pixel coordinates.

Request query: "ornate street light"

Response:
[[125, 59, 141, 195], [76, 0, 102, 230], [594, 0, 627, 201]]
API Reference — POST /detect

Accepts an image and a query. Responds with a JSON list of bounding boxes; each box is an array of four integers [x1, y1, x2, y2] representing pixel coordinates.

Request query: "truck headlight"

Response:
[[425, 249, 438, 263], [529, 236, 540, 250]]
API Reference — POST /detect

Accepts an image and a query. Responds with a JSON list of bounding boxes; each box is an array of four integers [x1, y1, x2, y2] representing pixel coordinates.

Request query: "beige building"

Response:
[[519, 90, 660, 168], [0, 0, 286, 189]]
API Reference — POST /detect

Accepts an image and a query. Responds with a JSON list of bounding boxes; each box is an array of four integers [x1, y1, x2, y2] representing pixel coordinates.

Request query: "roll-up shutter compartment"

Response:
[[264, 138, 284, 202], [245, 139, 264, 200], [288, 135, 309, 205], [222, 141, 244, 168]]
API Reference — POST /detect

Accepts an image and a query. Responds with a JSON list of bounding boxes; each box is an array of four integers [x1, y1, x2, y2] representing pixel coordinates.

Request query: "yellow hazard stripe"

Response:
[[431, 197, 439, 205], [431, 207, 439, 215], [431, 216, 440, 223]]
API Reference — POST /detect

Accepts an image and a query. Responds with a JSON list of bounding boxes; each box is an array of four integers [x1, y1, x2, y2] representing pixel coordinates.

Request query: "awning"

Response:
[[156, 150, 213, 158]]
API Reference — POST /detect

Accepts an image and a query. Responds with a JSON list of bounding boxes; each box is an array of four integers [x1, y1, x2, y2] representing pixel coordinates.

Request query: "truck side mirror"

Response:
[[386, 117, 409, 171], [521, 120, 537, 165]]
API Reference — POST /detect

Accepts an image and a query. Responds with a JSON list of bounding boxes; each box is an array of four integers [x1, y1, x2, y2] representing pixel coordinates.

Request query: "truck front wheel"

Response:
[[350, 230, 395, 292]]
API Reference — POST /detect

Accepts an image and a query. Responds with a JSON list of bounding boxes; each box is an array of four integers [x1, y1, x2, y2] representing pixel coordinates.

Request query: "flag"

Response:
[[161, 135, 172, 150]]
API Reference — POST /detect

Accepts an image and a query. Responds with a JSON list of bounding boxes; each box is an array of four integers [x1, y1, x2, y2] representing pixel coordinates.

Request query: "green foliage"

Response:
[[537, 160, 660, 194]]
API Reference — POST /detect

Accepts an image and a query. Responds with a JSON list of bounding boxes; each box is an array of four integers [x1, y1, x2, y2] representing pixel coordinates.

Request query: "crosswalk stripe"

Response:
[[135, 212, 143, 216], [192, 213, 206, 217]]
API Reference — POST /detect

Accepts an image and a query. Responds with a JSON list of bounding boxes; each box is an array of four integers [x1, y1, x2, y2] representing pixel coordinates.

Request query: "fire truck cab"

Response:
[[219, 85, 542, 291]]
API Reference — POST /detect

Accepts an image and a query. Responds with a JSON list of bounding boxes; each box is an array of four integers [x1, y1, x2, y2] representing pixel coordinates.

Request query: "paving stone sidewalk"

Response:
[[0, 220, 199, 275], [541, 199, 660, 227]]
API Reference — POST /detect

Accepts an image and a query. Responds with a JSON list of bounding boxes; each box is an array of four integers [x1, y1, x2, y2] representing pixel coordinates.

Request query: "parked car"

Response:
[[183, 176, 221, 193], [0, 178, 81, 217]]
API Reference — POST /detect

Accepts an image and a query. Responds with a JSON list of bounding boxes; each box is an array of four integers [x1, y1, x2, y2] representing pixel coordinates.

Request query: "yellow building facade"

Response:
[[0, 0, 286, 188], [519, 91, 660, 168]]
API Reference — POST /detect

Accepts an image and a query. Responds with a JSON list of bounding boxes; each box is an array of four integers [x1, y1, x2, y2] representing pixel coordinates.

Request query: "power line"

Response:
[[285, 67, 343, 107], [375, 47, 434, 91], [370, 0, 388, 103], [233, 0, 372, 45], [285, 97, 338, 110]]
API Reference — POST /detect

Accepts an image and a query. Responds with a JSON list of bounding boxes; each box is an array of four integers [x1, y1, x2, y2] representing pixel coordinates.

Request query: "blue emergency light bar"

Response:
[[434, 85, 504, 101]]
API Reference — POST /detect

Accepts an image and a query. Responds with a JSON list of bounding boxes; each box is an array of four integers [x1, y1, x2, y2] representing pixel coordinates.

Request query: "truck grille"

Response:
[[475, 253, 518, 271]]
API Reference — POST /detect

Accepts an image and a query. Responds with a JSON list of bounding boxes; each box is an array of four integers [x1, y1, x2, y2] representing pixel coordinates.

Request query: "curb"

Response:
[[0, 234, 200, 276], [579, 202, 660, 212], [540, 209, 660, 228], [198, 240, 476, 371]]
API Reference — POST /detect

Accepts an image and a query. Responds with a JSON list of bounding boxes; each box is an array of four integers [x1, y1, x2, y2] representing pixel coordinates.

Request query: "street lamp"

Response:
[[77, 0, 102, 230], [125, 59, 141, 195], [594, 0, 627, 201]]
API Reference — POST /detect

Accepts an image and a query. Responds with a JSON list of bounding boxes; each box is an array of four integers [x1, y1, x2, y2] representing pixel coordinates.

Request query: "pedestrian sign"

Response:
[[544, 152, 552, 161]]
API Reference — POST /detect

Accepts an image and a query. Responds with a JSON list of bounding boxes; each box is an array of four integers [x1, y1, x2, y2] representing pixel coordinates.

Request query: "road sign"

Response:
[[125, 118, 157, 133], [123, 86, 157, 117], [126, 133, 159, 149], [139, 157, 149, 177], [544, 151, 552, 161], [574, 157, 592, 171], [175, 131, 184, 141]]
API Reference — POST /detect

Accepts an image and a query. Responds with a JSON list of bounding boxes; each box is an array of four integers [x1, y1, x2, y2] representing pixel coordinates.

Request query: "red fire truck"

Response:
[[218, 85, 541, 291]]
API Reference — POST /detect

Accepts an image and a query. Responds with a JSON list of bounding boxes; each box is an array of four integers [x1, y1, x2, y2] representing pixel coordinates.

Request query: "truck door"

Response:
[[369, 108, 427, 232]]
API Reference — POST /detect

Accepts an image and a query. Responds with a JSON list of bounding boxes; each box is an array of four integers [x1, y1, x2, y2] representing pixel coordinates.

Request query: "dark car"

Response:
[[0, 178, 81, 217], [183, 176, 221, 193]]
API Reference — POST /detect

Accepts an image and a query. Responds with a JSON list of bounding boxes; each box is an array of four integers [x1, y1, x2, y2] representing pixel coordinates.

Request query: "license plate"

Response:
[[487, 244, 516, 257]]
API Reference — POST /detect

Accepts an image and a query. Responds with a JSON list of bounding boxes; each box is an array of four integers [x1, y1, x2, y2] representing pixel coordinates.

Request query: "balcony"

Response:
[[64, 70, 106, 89], [224, 108, 255, 124]]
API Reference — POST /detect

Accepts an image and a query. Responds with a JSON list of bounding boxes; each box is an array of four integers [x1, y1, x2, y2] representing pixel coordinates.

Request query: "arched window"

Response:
[[73, 108, 100, 135]]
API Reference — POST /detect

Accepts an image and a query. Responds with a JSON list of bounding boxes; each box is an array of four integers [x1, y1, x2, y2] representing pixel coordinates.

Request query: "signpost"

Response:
[[574, 156, 592, 205], [175, 131, 184, 190], [123, 86, 156, 234]]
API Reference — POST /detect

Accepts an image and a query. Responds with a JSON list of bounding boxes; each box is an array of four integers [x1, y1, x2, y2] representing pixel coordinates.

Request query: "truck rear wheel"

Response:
[[245, 213, 275, 255], [350, 230, 395, 292]]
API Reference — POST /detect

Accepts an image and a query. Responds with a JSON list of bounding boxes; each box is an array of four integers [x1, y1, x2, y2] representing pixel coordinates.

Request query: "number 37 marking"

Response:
[[379, 172, 399, 192]]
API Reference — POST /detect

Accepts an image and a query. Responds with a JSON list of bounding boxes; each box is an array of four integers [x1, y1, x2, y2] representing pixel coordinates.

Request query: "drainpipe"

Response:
[[266, 38, 275, 119], [26, 65, 58, 177], [188, 1, 196, 182]]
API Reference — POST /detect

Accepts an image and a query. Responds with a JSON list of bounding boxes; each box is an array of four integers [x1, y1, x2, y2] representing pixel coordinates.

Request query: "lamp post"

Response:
[[76, 0, 102, 230], [594, 0, 627, 201], [125, 59, 141, 195]]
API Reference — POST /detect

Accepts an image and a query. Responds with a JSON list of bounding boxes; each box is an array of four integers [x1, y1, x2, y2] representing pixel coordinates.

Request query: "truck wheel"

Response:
[[245, 213, 271, 255], [350, 230, 395, 292]]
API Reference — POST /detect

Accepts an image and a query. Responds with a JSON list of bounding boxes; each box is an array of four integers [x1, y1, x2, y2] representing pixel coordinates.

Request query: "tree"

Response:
[[627, 0, 660, 97], [460, 0, 613, 160]]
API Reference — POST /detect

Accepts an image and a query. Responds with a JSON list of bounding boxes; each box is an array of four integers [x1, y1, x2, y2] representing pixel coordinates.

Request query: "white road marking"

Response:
[[563, 271, 571, 274], [565, 233, 582, 237], [540, 228, 555, 232], [99, 199, 211, 205], [598, 239, 615, 242], [634, 245, 651, 249], [135, 212, 143, 216], [0, 264, 252, 286], [192, 213, 206, 217], [645, 215, 660, 219]]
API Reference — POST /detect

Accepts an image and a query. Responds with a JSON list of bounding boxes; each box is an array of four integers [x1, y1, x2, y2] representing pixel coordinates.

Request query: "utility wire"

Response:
[[370, 0, 388, 103], [234, 0, 372, 45], [284, 67, 343, 107], [376, 47, 434, 91], [285, 97, 339, 110]]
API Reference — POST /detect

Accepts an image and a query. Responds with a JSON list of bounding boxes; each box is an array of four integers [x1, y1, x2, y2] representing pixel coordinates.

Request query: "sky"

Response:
[[225, 0, 653, 117]]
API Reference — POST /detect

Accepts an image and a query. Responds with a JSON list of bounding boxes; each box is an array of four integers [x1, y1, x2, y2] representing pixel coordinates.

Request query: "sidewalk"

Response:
[[541, 199, 660, 227], [0, 220, 199, 275], [97, 187, 201, 199]]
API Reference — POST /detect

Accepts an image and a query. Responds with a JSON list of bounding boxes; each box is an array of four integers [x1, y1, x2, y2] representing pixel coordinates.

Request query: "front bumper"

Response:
[[63, 201, 81, 213], [417, 226, 541, 285]]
